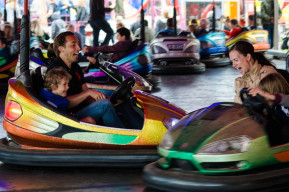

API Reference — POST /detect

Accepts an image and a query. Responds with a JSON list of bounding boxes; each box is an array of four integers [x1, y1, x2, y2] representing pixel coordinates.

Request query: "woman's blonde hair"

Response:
[[259, 73, 289, 95], [31, 19, 44, 37], [44, 67, 71, 91]]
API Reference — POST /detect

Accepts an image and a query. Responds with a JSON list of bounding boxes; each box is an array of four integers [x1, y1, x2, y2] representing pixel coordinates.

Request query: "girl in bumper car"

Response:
[[248, 73, 289, 145]]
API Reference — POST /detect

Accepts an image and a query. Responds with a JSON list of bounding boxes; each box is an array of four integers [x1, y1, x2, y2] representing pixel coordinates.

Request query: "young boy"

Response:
[[40, 67, 96, 124]]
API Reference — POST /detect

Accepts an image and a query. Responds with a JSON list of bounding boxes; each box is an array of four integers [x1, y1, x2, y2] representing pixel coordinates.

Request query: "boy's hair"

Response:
[[53, 31, 75, 57], [44, 67, 72, 91], [116, 27, 131, 40], [259, 73, 289, 95]]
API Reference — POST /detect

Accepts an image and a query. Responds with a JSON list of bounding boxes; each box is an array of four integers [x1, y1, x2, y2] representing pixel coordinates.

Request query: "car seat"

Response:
[[19, 66, 80, 122], [156, 31, 172, 38], [30, 48, 49, 66]]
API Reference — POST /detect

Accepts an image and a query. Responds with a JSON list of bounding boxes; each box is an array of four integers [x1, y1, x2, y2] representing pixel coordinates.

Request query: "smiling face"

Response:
[[229, 50, 253, 75], [51, 78, 70, 97], [58, 35, 80, 67]]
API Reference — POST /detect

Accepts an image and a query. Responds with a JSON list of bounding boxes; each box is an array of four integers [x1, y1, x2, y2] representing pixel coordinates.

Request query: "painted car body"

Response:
[[143, 102, 289, 191], [0, 69, 186, 166], [226, 30, 270, 52], [198, 32, 231, 67], [0, 56, 18, 86], [198, 32, 227, 57]]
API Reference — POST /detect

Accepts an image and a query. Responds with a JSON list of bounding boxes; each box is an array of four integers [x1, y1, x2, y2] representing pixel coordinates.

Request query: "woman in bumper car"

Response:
[[229, 40, 278, 103]]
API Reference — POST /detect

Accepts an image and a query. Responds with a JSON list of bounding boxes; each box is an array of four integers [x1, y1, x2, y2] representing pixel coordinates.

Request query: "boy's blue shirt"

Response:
[[40, 88, 70, 111]]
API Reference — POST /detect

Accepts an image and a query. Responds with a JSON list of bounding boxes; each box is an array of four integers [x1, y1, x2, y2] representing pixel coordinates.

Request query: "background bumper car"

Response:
[[0, 56, 18, 87], [85, 41, 160, 88], [150, 32, 206, 74], [225, 30, 270, 52], [198, 32, 231, 67], [143, 89, 289, 191]]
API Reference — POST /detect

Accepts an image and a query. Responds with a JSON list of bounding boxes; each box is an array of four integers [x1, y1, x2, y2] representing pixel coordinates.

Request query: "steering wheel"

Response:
[[240, 88, 273, 121], [110, 77, 136, 104]]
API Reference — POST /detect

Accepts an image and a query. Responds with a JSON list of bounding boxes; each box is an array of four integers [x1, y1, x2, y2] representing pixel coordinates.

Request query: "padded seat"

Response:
[[156, 31, 172, 38], [30, 48, 49, 66]]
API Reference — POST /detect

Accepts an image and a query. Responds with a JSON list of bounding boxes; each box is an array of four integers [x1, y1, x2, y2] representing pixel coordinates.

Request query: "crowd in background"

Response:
[[0, 0, 282, 65]]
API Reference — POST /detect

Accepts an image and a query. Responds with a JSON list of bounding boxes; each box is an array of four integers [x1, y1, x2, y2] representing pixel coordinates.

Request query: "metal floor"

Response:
[[0, 59, 285, 192]]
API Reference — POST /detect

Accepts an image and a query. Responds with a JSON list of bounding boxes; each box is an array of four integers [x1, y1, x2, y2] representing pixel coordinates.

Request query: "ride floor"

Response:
[[0, 59, 285, 192]]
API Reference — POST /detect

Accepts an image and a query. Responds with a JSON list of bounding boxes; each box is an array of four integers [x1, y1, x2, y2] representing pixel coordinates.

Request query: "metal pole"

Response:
[[254, 0, 257, 29], [20, 0, 30, 74], [212, 3, 215, 32], [273, 0, 279, 49], [4, 0, 7, 22], [140, 0, 145, 43], [173, 0, 177, 36]]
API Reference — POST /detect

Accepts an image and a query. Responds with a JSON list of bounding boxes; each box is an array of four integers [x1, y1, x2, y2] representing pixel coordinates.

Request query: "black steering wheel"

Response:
[[240, 88, 273, 121], [110, 77, 136, 104]]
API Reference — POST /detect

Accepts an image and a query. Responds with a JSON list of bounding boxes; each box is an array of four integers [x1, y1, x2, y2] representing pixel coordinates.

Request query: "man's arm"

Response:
[[66, 88, 105, 108], [84, 42, 128, 54]]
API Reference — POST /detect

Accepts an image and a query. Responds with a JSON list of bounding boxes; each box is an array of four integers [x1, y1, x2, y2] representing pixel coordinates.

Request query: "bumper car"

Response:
[[150, 31, 206, 74], [0, 65, 186, 166], [0, 56, 18, 87], [87, 41, 153, 77], [198, 32, 231, 67], [14, 48, 153, 95], [85, 41, 160, 89], [143, 88, 289, 191], [225, 29, 270, 52]]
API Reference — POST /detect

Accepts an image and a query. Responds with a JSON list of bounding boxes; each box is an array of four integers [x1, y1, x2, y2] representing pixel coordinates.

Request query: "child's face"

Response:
[[51, 78, 69, 97]]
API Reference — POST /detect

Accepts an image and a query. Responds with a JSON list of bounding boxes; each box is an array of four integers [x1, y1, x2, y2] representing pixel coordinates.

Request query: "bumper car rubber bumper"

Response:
[[0, 138, 159, 167], [152, 62, 206, 74], [143, 161, 289, 192], [200, 57, 231, 68]]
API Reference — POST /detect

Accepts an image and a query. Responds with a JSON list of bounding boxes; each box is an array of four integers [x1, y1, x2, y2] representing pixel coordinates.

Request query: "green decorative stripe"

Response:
[[0, 58, 7, 67], [63, 132, 137, 145]]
